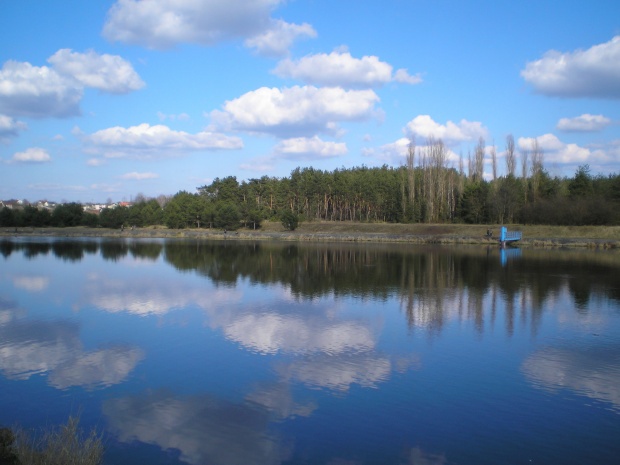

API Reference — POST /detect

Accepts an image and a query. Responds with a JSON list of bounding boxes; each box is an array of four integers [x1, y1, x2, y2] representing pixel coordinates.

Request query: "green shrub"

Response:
[[280, 210, 299, 231]]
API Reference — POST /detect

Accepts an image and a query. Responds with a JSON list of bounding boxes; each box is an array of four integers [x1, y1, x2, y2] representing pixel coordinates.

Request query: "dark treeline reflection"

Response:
[[3, 239, 619, 327]]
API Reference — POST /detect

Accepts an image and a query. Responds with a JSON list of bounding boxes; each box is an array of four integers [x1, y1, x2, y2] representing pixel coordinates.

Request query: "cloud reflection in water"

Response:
[[522, 344, 620, 412], [103, 390, 291, 465], [0, 309, 144, 390]]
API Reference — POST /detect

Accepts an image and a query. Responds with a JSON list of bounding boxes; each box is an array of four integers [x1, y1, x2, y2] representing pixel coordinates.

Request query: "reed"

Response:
[[6, 416, 103, 465]]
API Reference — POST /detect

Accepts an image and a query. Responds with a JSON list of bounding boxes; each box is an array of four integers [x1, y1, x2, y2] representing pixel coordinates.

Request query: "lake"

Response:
[[1, 237, 620, 464]]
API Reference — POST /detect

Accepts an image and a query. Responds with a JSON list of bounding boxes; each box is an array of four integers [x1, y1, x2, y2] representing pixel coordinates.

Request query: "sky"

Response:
[[1, 0, 619, 203]]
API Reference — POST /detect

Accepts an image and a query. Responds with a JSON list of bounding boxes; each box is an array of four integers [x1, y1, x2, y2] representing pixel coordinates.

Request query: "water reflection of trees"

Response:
[[3, 239, 619, 333]]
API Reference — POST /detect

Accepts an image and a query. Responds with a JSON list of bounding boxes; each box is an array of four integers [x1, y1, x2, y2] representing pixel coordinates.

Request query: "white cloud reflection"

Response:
[[11, 275, 51, 292], [522, 345, 620, 412], [0, 312, 143, 389], [103, 390, 291, 465], [223, 313, 375, 355], [276, 354, 392, 391]]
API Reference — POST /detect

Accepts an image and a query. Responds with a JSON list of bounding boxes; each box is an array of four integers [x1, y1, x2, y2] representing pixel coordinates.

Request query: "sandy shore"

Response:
[[2, 224, 619, 249]]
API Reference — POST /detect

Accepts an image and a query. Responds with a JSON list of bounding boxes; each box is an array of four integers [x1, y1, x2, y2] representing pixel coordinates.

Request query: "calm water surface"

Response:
[[1, 238, 620, 464]]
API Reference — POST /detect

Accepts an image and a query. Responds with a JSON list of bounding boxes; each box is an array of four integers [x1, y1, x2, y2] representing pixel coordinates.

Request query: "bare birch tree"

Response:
[[520, 147, 529, 202], [530, 138, 544, 199], [505, 134, 516, 177], [490, 142, 497, 182], [474, 137, 485, 181], [407, 137, 416, 205]]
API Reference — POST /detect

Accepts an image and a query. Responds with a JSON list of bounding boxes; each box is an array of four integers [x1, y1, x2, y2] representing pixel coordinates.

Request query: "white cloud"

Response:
[[28, 183, 86, 191], [274, 136, 347, 160], [376, 136, 458, 166], [82, 123, 243, 159], [0, 50, 143, 119], [245, 19, 317, 57], [0, 114, 27, 143], [211, 85, 380, 138], [375, 137, 410, 163], [87, 158, 107, 166], [239, 155, 276, 172], [404, 115, 489, 145], [0, 61, 83, 118], [556, 114, 612, 132], [393, 68, 422, 85], [103, 0, 313, 56], [517, 133, 608, 165], [157, 111, 190, 122], [10, 147, 52, 164], [48, 49, 144, 94], [521, 35, 620, 98], [273, 51, 421, 88], [119, 171, 159, 180]]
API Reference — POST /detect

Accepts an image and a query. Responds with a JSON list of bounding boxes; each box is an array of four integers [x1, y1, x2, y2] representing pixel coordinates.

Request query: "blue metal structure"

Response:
[[499, 227, 522, 247]]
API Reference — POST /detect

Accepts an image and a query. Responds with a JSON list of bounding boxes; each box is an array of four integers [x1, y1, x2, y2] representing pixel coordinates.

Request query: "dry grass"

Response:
[[3, 222, 619, 247], [10, 416, 103, 465]]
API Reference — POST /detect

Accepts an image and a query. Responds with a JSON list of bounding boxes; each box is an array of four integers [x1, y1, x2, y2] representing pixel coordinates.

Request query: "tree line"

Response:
[[2, 135, 619, 230]]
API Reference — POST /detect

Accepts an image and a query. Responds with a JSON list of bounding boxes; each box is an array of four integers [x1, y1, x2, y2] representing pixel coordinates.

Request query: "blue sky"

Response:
[[1, 0, 619, 203]]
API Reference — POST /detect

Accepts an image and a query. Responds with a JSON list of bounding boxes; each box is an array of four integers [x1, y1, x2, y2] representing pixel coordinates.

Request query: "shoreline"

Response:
[[2, 224, 619, 249]]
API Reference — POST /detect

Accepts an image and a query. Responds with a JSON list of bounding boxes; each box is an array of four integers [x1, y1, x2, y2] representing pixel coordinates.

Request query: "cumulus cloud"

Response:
[[245, 19, 317, 57], [157, 111, 190, 122], [239, 155, 277, 172], [521, 35, 620, 98], [517, 133, 611, 165], [272, 51, 422, 88], [103, 0, 313, 56], [48, 49, 145, 94], [0, 114, 27, 143], [556, 114, 612, 132], [10, 147, 52, 164], [273, 136, 347, 160], [0, 61, 83, 118], [0, 50, 143, 118], [375, 136, 458, 166], [404, 115, 489, 145], [82, 123, 243, 159], [119, 171, 159, 180], [211, 85, 380, 138], [375, 137, 410, 163]]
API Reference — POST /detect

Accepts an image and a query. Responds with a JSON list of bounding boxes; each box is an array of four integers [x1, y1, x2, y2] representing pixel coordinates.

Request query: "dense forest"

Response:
[[2, 136, 620, 229]]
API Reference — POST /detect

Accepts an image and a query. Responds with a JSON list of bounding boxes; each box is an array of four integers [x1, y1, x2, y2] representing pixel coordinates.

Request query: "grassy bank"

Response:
[[2, 222, 619, 248]]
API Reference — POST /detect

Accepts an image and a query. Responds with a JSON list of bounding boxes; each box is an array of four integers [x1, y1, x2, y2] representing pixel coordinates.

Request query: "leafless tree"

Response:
[[474, 137, 485, 181], [490, 142, 497, 182], [530, 138, 544, 199], [505, 134, 516, 177], [520, 148, 529, 202], [407, 136, 416, 205]]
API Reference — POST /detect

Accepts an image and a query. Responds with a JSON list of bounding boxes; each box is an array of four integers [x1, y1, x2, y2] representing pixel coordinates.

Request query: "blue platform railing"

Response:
[[499, 227, 522, 244]]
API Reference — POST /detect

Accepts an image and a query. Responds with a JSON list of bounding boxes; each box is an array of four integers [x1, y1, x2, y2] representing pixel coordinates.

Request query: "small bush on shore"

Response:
[[0, 416, 103, 465]]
